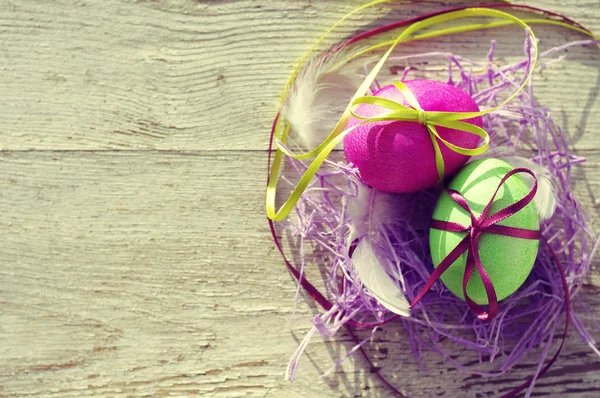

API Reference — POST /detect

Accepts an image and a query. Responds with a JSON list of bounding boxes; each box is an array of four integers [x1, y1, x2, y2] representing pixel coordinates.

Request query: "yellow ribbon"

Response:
[[350, 81, 490, 183], [334, 18, 598, 70], [266, 5, 598, 222]]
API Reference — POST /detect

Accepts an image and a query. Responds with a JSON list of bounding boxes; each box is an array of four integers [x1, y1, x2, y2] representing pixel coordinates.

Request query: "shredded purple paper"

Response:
[[278, 38, 600, 393]]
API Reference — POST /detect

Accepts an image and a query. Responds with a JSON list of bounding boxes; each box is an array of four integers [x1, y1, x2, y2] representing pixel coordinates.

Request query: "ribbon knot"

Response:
[[469, 223, 481, 240], [410, 167, 541, 321], [417, 109, 428, 125], [350, 82, 490, 184]]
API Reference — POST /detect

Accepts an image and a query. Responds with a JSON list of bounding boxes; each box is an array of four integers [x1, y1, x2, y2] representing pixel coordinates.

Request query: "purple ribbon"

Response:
[[411, 168, 541, 320]]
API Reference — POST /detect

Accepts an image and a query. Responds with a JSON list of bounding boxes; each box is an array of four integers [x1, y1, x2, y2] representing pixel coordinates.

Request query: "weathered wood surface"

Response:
[[0, 1, 599, 397]]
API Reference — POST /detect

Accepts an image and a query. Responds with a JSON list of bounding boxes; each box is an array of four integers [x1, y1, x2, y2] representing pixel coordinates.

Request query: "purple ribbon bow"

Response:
[[411, 168, 540, 320]]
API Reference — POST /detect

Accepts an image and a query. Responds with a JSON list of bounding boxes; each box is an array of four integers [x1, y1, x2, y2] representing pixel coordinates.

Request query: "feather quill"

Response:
[[346, 179, 410, 317], [283, 52, 364, 151]]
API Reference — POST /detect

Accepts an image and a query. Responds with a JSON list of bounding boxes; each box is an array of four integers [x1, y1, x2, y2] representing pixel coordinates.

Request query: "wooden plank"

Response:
[[0, 0, 598, 151], [0, 151, 599, 397], [1, 0, 600, 397]]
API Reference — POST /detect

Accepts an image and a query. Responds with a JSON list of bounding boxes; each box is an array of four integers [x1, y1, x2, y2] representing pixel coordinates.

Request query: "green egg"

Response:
[[429, 158, 540, 304]]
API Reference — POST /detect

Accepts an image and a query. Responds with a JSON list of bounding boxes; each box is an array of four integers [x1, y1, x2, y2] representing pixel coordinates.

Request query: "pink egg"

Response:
[[343, 80, 483, 193]]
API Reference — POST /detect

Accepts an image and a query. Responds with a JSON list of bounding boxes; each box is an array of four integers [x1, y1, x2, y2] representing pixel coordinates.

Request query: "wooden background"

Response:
[[1, 0, 599, 396]]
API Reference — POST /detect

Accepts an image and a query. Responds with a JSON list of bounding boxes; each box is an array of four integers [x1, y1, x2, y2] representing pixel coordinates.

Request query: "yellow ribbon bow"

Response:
[[349, 81, 490, 184], [266, 5, 598, 222]]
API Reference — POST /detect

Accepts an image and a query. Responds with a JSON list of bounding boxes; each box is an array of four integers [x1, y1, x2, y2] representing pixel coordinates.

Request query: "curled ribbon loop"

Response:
[[266, 8, 543, 222], [350, 82, 491, 184], [410, 168, 541, 320]]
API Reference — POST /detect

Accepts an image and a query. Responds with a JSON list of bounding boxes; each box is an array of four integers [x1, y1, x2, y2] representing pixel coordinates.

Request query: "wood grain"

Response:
[[0, 0, 598, 151], [0, 0, 599, 397], [1, 151, 599, 397]]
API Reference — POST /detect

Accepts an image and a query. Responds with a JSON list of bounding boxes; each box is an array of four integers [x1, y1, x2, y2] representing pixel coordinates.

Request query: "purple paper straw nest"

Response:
[[279, 38, 600, 390]]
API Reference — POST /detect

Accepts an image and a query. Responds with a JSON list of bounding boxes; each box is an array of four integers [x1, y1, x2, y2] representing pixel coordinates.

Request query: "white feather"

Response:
[[499, 155, 558, 221], [346, 180, 397, 245], [346, 179, 409, 317], [353, 238, 410, 317], [283, 51, 364, 150]]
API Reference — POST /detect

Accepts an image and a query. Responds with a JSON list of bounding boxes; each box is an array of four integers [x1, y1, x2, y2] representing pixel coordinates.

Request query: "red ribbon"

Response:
[[267, 3, 586, 392], [410, 168, 541, 320], [269, 100, 570, 398]]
